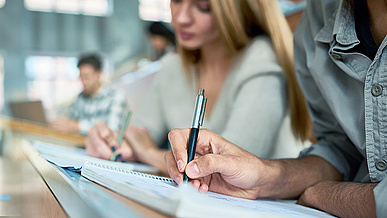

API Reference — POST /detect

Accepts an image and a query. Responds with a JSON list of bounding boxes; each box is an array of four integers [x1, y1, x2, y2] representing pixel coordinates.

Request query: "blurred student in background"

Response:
[[85, 0, 310, 174], [50, 55, 127, 135], [147, 22, 176, 60]]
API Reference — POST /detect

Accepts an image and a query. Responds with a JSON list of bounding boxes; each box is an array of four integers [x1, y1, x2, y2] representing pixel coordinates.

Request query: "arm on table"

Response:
[[298, 181, 377, 218], [49, 117, 80, 133]]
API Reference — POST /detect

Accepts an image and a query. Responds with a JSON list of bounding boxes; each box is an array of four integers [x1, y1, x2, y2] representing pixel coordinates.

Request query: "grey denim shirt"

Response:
[[295, 0, 387, 216]]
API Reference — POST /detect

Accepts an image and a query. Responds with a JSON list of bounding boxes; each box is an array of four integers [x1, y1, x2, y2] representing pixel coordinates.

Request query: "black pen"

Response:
[[183, 89, 207, 184]]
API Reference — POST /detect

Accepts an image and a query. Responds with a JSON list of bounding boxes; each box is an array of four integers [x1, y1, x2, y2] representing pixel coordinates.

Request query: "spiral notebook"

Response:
[[33, 141, 155, 173], [81, 161, 334, 218]]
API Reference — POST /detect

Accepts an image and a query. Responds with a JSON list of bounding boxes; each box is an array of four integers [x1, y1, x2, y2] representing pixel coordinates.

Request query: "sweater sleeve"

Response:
[[130, 56, 176, 146]]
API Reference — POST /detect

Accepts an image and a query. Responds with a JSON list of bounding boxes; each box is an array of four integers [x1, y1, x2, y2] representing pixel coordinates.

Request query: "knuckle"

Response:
[[137, 127, 147, 132], [168, 129, 181, 140], [204, 155, 214, 167]]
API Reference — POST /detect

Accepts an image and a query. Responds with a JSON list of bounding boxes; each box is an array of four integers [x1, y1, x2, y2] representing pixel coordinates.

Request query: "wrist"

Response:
[[140, 147, 167, 173], [254, 159, 284, 198], [137, 145, 157, 164]]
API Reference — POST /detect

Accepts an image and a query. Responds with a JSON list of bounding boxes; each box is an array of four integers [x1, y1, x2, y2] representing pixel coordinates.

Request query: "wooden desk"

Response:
[[0, 131, 169, 217], [0, 157, 66, 217], [0, 117, 86, 146]]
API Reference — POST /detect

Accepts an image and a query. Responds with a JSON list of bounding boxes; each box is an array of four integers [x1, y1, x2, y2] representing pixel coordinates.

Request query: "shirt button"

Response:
[[331, 53, 342, 60], [375, 160, 387, 171], [371, 84, 383, 97]]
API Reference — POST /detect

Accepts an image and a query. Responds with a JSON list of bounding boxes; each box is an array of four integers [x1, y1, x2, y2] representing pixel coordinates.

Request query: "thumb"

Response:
[[185, 154, 231, 179]]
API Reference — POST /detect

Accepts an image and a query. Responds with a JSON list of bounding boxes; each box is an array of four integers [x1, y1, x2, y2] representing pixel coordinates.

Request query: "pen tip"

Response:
[[199, 89, 205, 95]]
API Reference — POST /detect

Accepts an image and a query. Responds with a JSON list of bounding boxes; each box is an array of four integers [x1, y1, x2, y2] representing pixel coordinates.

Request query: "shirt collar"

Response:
[[315, 0, 359, 46], [81, 85, 107, 99]]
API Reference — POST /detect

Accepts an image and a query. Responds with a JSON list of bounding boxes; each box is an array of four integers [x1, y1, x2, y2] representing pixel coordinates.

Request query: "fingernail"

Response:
[[187, 163, 199, 176], [174, 177, 181, 185], [111, 146, 117, 152], [177, 160, 184, 171], [114, 154, 122, 161]]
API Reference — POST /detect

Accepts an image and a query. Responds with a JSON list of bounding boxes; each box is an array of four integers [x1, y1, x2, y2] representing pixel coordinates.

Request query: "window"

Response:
[[139, 0, 171, 22], [24, 0, 112, 16], [0, 0, 5, 8], [25, 55, 82, 114]]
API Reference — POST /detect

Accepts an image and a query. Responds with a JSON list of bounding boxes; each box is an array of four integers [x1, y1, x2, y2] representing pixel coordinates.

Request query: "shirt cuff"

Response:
[[374, 178, 387, 216], [299, 142, 352, 181]]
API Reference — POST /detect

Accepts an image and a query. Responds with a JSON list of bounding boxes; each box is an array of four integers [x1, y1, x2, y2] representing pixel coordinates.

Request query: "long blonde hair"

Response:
[[177, 0, 309, 141]]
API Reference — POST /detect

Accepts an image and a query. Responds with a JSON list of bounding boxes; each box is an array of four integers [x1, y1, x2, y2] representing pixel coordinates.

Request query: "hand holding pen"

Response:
[[110, 111, 132, 161], [183, 89, 207, 184]]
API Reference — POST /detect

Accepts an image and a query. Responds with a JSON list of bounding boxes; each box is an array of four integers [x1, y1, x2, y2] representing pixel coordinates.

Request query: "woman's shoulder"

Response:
[[159, 52, 181, 68], [241, 36, 281, 71], [154, 52, 184, 78]]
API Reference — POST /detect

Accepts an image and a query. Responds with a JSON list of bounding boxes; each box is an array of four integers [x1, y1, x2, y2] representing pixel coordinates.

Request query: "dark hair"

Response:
[[148, 22, 176, 45], [77, 55, 102, 71]]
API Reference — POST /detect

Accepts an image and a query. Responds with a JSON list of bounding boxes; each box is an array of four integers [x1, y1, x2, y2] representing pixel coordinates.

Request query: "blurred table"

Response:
[[0, 116, 86, 147]]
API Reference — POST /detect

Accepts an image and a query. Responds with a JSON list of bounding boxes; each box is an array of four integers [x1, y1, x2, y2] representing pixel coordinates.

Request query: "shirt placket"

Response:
[[364, 43, 387, 182]]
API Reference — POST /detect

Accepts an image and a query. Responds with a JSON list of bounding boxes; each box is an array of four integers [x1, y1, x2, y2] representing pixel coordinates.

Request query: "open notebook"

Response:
[[33, 141, 155, 173], [81, 161, 334, 218]]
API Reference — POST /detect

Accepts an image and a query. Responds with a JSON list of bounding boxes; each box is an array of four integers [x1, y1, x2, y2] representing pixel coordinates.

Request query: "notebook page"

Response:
[[206, 192, 334, 217], [84, 161, 177, 198], [82, 161, 180, 215]]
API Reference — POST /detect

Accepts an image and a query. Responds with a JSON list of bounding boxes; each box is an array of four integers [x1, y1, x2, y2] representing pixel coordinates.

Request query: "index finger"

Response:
[[95, 122, 116, 147], [168, 128, 190, 173]]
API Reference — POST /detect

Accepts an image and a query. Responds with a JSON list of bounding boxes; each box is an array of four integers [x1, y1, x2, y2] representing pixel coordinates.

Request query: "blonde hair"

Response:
[[177, 0, 309, 141]]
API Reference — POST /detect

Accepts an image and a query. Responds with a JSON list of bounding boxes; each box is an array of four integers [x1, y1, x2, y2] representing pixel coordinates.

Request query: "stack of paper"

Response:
[[81, 161, 335, 218]]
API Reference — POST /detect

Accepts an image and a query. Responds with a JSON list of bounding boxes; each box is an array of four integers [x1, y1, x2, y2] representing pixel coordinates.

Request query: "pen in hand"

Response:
[[110, 111, 131, 161], [183, 89, 207, 184]]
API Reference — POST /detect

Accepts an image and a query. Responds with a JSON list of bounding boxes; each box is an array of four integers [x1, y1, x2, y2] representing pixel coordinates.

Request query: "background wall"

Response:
[[0, 0, 149, 115]]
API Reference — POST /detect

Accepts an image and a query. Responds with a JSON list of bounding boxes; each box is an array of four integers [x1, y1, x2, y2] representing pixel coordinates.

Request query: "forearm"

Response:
[[299, 181, 377, 218], [261, 155, 342, 199]]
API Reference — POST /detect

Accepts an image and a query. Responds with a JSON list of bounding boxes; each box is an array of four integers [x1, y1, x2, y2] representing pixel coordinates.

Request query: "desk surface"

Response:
[[0, 134, 169, 217], [0, 157, 66, 217]]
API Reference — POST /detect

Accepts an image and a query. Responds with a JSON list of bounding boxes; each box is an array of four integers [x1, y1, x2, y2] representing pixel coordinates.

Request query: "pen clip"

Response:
[[199, 96, 207, 126], [192, 89, 207, 128]]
